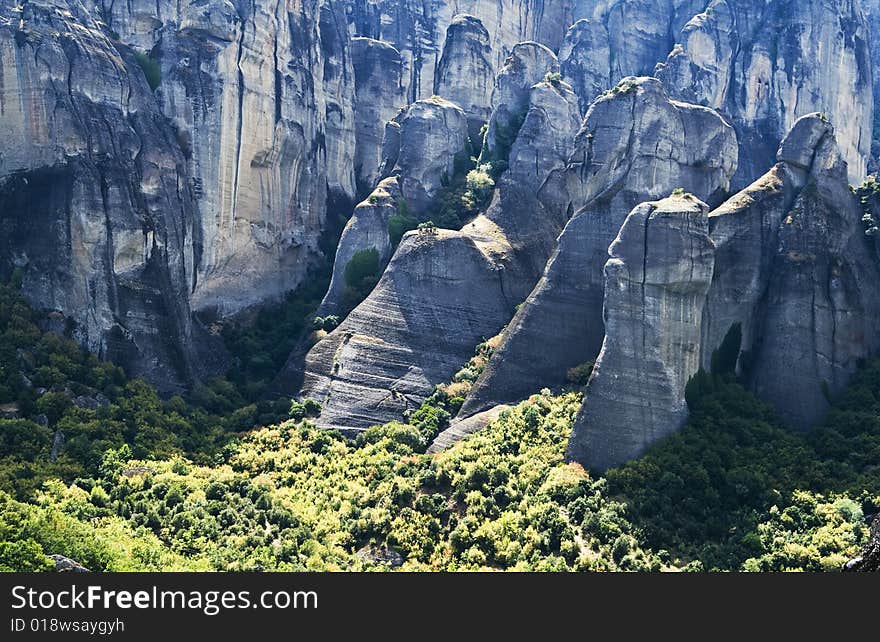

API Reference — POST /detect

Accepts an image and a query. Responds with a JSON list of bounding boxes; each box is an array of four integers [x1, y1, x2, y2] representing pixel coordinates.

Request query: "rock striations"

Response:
[[567, 114, 880, 471], [301, 64, 580, 432], [318, 97, 470, 317], [657, 0, 873, 188], [0, 0, 224, 392], [460, 77, 737, 420], [567, 195, 716, 471]]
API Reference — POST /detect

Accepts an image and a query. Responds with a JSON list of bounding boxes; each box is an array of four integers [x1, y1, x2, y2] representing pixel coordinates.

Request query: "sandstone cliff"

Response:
[[301, 71, 580, 431], [703, 114, 880, 432], [566, 114, 880, 471], [318, 98, 470, 316], [0, 0, 223, 391], [461, 77, 737, 420], [102, 0, 359, 315], [567, 196, 715, 471], [657, 0, 873, 188]]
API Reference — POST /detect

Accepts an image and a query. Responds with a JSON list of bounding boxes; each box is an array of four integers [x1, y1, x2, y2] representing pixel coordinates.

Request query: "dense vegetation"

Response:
[[0, 282, 876, 572]]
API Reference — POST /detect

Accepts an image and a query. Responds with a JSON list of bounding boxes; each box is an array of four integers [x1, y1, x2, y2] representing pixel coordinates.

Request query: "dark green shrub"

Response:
[[133, 50, 161, 91]]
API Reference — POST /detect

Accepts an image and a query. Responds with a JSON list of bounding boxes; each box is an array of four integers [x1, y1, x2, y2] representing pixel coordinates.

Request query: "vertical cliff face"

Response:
[[351, 37, 406, 195], [345, 0, 571, 103], [482, 41, 559, 164], [657, 0, 873, 188], [434, 14, 494, 141], [301, 72, 580, 432], [567, 196, 715, 471], [704, 114, 880, 432], [102, 0, 359, 316], [560, 0, 710, 114], [318, 97, 470, 316], [461, 77, 737, 419], [0, 0, 223, 391], [564, 114, 880, 470]]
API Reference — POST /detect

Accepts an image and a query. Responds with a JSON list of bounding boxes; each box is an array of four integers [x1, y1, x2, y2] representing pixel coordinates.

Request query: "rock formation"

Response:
[[559, 1, 710, 114], [656, 0, 873, 188], [0, 0, 223, 392], [482, 42, 560, 165], [346, 0, 572, 103], [461, 77, 737, 420], [351, 38, 407, 195], [103, 0, 359, 316], [301, 75, 580, 431], [565, 114, 880, 471], [567, 195, 715, 471], [434, 14, 495, 141], [703, 114, 880, 432], [318, 97, 469, 316]]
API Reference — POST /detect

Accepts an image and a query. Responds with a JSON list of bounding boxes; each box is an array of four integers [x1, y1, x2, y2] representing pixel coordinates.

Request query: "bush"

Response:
[[133, 50, 161, 91], [566, 361, 594, 387], [344, 249, 380, 292], [387, 202, 418, 248]]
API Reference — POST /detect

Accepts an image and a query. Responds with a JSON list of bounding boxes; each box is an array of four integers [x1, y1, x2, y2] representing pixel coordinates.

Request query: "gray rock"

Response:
[[394, 98, 471, 213], [705, 114, 880, 431], [0, 403, 20, 420], [301, 228, 517, 432], [559, 19, 611, 114], [346, 0, 573, 103], [461, 77, 737, 419], [567, 196, 715, 472], [434, 14, 495, 141], [428, 405, 511, 454], [318, 178, 403, 317], [482, 42, 560, 166], [567, 113, 880, 470], [352, 38, 407, 195], [105, 0, 359, 316], [0, 0, 225, 392], [299, 78, 582, 431], [657, 0, 873, 188], [49, 554, 90, 573], [50, 430, 65, 463], [844, 516, 880, 572], [318, 98, 470, 315]]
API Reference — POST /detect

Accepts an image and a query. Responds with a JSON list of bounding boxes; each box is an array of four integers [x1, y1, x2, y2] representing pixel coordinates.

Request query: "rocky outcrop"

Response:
[[393, 98, 471, 211], [461, 77, 737, 419], [560, 1, 711, 114], [103, 0, 359, 316], [844, 515, 880, 572], [434, 14, 494, 141], [49, 554, 90, 573], [300, 78, 581, 431], [565, 113, 880, 470], [428, 405, 511, 454], [318, 97, 469, 315], [657, 0, 873, 188], [0, 0, 223, 392], [703, 114, 880, 431], [567, 196, 715, 471], [865, 0, 880, 170], [482, 42, 559, 166], [346, 0, 573, 103], [317, 179, 403, 317], [301, 228, 517, 432], [352, 38, 406, 195], [559, 19, 610, 115]]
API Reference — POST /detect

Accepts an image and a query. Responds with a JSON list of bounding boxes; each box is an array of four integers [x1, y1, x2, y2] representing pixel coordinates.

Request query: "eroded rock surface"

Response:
[[301, 78, 581, 431], [461, 77, 737, 419], [657, 0, 873, 187], [567, 196, 715, 471]]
